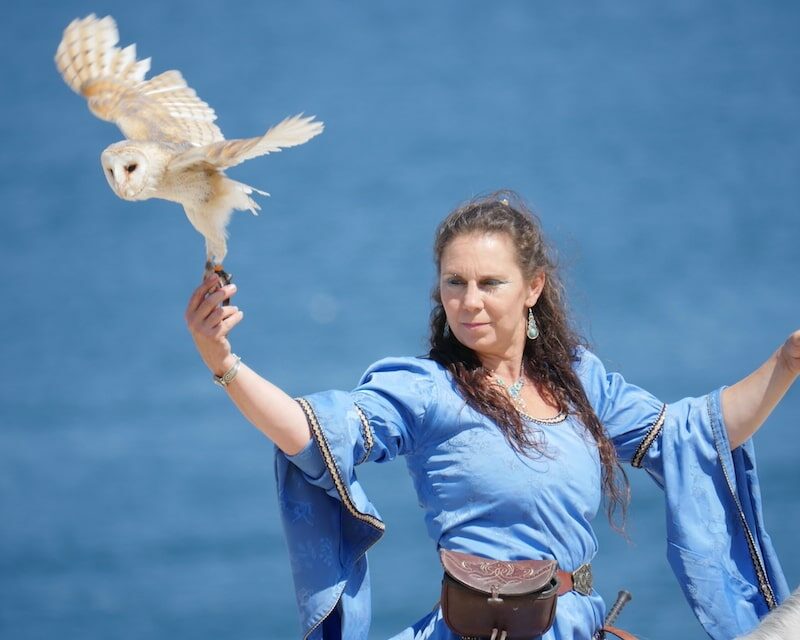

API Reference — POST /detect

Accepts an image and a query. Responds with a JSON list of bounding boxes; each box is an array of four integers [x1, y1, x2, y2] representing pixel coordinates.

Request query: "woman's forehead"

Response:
[[440, 232, 520, 271]]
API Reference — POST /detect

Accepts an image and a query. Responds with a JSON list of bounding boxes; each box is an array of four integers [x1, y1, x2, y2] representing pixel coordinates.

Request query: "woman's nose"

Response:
[[463, 282, 482, 311]]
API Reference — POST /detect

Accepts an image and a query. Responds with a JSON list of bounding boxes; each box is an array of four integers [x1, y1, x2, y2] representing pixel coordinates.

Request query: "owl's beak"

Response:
[[117, 176, 140, 200]]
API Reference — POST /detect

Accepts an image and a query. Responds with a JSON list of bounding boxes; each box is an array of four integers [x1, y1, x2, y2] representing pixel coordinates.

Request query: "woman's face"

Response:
[[439, 232, 544, 362]]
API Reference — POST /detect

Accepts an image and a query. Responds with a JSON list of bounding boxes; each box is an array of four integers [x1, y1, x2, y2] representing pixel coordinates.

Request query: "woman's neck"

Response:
[[479, 351, 525, 383]]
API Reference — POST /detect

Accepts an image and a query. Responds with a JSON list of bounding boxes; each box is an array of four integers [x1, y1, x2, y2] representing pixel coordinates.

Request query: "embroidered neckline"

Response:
[[520, 410, 568, 424]]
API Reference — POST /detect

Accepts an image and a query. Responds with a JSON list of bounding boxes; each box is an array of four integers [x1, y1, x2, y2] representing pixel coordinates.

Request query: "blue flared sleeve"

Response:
[[274, 357, 437, 640], [577, 348, 789, 639]]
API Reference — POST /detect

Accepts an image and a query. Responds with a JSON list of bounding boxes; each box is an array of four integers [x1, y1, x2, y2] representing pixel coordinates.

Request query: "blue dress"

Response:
[[275, 349, 788, 639]]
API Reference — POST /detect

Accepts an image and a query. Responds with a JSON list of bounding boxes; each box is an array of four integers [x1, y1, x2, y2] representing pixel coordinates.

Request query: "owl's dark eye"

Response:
[[126, 163, 138, 173], [107, 167, 114, 177]]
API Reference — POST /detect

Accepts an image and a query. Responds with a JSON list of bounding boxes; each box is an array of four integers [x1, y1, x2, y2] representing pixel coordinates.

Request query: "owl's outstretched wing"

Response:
[[169, 114, 324, 172], [55, 14, 223, 147]]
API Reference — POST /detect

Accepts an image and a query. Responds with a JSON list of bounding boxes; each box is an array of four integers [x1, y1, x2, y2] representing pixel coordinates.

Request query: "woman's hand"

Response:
[[778, 330, 800, 378], [185, 275, 244, 376]]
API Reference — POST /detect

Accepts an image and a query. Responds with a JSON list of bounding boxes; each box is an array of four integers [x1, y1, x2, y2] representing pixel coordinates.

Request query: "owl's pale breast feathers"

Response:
[[157, 163, 218, 207]]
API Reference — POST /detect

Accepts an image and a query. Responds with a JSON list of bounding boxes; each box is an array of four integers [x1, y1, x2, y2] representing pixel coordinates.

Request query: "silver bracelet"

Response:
[[213, 354, 242, 388]]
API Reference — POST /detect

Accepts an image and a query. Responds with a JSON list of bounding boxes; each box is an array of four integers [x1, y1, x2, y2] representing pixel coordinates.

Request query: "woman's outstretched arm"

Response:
[[184, 275, 311, 455], [721, 330, 800, 449]]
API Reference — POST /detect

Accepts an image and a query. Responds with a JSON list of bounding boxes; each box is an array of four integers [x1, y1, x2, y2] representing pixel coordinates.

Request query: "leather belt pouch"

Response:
[[439, 548, 559, 640]]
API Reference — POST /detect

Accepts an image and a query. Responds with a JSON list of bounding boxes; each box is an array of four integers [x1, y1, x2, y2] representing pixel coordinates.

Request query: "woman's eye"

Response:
[[482, 279, 503, 287], [445, 277, 464, 286]]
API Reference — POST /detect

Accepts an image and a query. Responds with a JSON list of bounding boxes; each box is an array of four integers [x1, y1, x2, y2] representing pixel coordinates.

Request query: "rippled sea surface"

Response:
[[2, 2, 798, 638]]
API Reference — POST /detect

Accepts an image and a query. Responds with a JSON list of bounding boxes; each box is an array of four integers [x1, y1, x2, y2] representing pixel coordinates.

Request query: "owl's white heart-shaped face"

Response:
[[101, 144, 150, 201]]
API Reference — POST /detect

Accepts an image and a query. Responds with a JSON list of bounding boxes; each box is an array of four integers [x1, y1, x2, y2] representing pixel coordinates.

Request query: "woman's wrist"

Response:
[[213, 355, 242, 388], [211, 353, 239, 378]]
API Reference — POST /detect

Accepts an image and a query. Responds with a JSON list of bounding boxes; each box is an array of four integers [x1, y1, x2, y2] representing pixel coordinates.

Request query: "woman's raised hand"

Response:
[[185, 275, 244, 376], [779, 330, 800, 377]]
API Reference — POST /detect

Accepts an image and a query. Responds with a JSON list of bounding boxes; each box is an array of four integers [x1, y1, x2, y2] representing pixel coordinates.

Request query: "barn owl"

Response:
[[55, 14, 324, 277]]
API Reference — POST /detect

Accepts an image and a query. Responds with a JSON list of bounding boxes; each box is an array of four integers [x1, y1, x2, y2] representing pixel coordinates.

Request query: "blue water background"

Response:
[[1, 2, 798, 638]]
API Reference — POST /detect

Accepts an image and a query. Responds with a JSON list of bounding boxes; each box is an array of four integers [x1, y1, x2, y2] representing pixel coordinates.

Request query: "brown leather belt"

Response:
[[556, 562, 593, 596], [600, 625, 639, 640]]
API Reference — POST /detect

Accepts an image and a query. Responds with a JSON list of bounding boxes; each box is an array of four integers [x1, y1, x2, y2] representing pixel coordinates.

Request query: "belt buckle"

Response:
[[572, 563, 593, 596]]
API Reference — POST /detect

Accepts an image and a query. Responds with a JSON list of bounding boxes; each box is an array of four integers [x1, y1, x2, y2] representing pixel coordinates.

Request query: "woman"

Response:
[[185, 192, 797, 639]]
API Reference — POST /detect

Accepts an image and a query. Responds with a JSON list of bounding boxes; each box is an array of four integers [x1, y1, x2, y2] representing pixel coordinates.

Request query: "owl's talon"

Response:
[[205, 262, 232, 306], [213, 264, 232, 286]]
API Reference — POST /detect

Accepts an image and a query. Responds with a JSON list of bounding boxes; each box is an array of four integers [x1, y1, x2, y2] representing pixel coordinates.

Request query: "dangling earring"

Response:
[[444, 322, 451, 338], [526, 307, 539, 340]]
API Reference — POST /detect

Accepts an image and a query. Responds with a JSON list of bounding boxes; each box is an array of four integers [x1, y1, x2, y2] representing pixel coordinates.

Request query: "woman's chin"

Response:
[[453, 332, 493, 353]]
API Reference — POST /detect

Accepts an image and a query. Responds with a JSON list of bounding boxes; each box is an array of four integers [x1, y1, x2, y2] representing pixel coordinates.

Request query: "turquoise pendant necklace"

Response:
[[492, 367, 527, 414]]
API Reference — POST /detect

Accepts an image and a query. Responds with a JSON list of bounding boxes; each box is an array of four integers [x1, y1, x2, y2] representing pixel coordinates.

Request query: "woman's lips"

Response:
[[461, 322, 489, 330]]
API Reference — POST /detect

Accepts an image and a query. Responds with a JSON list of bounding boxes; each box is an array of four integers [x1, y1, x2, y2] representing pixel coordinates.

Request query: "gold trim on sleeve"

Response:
[[296, 397, 385, 532], [631, 404, 667, 469], [353, 403, 374, 464], [706, 398, 777, 609]]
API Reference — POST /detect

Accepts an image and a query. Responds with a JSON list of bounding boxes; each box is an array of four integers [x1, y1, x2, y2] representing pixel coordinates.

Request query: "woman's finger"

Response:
[[214, 309, 244, 337], [202, 304, 240, 330], [195, 284, 237, 323], [200, 307, 244, 339], [186, 275, 223, 320]]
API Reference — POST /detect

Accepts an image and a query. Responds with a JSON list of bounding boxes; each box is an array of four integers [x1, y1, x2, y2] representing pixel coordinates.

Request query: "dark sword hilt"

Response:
[[605, 589, 632, 626]]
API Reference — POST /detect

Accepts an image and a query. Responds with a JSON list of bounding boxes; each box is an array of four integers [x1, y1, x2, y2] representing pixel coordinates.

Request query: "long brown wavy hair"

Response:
[[428, 190, 629, 527]]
